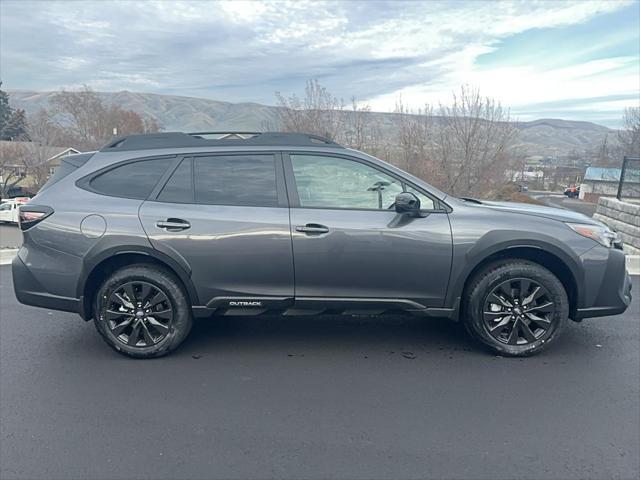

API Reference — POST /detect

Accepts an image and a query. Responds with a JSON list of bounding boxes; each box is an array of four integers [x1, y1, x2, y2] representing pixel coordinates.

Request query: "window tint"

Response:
[[157, 158, 193, 203], [40, 153, 94, 192], [0, 203, 11, 211], [89, 158, 173, 199], [194, 155, 278, 207], [291, 155, 404, 210]]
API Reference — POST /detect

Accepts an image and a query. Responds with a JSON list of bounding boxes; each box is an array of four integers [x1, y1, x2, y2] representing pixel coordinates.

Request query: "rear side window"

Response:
[[88, 158, 173, 199], [40, 153, 94, 192], [193, 155, 278, 207]]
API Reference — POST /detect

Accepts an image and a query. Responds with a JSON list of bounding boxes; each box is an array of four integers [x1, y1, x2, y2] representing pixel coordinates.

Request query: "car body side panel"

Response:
[[289, 209, 452, 307], [139, 201, 295, 304]]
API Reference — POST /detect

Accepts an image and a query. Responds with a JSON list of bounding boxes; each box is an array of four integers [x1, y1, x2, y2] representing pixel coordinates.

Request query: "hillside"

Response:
[[8, 90, 613, 155]]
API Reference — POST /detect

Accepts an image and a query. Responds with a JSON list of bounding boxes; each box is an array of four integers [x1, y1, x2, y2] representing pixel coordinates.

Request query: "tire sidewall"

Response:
[[94, 265, 192, 358], [466, 261, 568, 356]]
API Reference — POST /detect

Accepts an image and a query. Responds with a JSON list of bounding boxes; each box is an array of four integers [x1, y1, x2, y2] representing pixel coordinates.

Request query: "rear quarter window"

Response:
[[86, 158, 174, 200], [39, 153, 95, 192]]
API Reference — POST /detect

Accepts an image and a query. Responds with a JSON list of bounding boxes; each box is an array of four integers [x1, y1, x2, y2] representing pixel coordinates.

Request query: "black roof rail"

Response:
[[189, 132, 262, 139], [100, 132, 343, 152]]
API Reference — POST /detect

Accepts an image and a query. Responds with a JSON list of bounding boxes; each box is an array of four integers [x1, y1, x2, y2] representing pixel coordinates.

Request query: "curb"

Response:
[[0, 249, 638, 274], [0, 249, 18, 266]]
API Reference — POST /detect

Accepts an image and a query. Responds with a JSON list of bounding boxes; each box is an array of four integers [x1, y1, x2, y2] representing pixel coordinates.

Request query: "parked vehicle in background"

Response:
[[12, 132, 632, 358], [0, 197, 29, 224], [564, 185, 580, 198]]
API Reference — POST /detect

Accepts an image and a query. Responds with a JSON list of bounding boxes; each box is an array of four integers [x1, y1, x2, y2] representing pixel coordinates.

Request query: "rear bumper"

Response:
[[12, 254, 80, 314], [574, 249, 632, 320]]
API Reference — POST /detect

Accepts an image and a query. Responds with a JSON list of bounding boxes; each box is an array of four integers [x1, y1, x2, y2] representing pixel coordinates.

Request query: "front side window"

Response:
[[290, 154, 435, 210], [88, 158, 173, 199], [405, 185, 435, 210], [0, 203, 11, 211], [193, 155, 278, 207]]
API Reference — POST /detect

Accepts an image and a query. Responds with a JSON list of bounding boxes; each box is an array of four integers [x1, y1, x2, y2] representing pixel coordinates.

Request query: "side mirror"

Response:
[[395, 192, 422, 217]]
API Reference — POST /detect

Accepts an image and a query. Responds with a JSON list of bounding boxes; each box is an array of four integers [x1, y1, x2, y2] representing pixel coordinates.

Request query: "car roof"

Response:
[[101, 132, 344, 152]]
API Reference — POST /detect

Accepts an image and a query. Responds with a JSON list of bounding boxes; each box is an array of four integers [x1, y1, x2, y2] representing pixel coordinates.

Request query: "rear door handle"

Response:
[[295, 223, 329, 234], [156, 218, 191, 231]]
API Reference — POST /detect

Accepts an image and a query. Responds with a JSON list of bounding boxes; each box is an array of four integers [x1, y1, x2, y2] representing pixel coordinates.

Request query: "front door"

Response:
[[285, 153, 452, 310], [139, 153, 294, 310]]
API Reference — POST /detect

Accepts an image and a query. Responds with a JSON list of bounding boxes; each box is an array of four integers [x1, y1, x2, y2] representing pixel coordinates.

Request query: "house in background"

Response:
[[579, 166, 640, 202], [0, 141, 80, 197]]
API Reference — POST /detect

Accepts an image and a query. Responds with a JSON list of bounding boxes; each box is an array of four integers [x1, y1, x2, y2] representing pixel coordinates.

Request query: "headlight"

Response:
[[566, 223, 620, 248]]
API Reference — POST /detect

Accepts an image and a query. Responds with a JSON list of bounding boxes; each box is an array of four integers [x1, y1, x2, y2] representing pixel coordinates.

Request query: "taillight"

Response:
[[18, 206, 53, 231]]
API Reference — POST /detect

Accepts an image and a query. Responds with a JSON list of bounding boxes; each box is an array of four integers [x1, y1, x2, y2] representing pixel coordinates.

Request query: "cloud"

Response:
[[0, 0, 637, 126]]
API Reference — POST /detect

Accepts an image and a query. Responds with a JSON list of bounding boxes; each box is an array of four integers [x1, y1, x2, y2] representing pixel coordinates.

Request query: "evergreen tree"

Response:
[[0, 82, 12, 138], [0, 83, 29, 140], [3, 108, 29, 140]]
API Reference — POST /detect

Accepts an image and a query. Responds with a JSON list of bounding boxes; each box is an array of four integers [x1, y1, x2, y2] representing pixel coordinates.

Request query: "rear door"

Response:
[[139, 152, 294, 310], [284, 152, 453, 310]]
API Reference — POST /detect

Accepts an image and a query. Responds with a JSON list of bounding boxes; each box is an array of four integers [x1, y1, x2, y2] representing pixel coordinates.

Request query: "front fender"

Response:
[[445, 229, 585, 310]]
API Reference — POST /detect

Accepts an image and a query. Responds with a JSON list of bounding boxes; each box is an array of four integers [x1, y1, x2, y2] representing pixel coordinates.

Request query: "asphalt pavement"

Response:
[[1, 266, 638, 480], [0, 224, 22, 249]]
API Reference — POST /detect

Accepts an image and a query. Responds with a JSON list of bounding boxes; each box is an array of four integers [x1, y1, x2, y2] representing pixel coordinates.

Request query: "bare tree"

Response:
[[0, 141, 68, 195], [617, 107, 640, 158], [50, 86, 105, 149], [275, 80, 519, 198], [0, 142, 29, 197], [344, 98, 371, 150], [276, 79, 345, 140], [394, 99, 435, 179], [1, 110, 63, 197], [433, 85, 519, 196], [49, 86, 162, 150], [363, 114, 393, 162], [27, 109, 66, 147]]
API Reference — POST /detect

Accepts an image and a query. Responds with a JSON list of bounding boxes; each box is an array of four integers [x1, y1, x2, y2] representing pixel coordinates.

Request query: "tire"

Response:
[[463, 260, 568, 357], [94, 264, 193, 358]]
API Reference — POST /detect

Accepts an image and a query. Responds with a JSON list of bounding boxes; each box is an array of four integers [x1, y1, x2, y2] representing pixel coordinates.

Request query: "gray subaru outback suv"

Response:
[[13, 132, 632, 358]]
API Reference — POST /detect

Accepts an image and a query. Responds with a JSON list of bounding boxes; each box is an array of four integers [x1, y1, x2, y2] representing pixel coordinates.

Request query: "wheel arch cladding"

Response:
[[459, 245, 581, 319], [78, 248, 199, 320]]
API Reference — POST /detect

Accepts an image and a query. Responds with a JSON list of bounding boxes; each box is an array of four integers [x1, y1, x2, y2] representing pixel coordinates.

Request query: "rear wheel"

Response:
[[94, 265, 192, 358], [463, 260, 568, 356]]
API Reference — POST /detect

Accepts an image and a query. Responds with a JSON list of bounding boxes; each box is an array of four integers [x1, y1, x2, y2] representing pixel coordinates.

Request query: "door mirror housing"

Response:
[[395, 192, 423, 217]]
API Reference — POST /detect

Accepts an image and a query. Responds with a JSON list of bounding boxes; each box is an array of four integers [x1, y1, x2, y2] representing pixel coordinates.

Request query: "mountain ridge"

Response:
[[8, 89, 613, 155]]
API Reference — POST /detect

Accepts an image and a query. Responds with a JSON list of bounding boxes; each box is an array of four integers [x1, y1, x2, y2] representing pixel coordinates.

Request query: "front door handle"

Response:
[[296, 223, 329, 234], [156, 218, 191, 231]]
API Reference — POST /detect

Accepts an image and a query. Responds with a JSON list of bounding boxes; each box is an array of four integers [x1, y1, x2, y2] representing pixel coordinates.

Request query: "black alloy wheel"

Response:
[[106, 281, 173, 348], [483, 278, 554, 345]]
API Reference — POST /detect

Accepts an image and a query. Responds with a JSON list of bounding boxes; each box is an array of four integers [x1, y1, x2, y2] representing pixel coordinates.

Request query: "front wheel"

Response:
[[463, 260, 568, 356], [94, 264, 193, 358]]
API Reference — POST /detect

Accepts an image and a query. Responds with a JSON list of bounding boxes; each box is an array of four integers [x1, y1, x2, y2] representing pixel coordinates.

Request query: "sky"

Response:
[[0, 0, 638, 127]]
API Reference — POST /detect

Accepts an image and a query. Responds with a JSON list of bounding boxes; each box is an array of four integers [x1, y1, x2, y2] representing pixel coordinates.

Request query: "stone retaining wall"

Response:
[[593, 197, 640, 254]]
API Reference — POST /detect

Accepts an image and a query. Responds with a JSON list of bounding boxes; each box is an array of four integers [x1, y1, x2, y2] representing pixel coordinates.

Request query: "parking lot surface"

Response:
[[0, 224, 22, 249], [0, 266, 638, 480], [530, 192, 598, 217]]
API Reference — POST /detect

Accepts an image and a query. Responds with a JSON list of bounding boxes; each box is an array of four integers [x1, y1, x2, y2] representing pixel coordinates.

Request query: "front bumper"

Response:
[[574, 248, 632, 320]]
